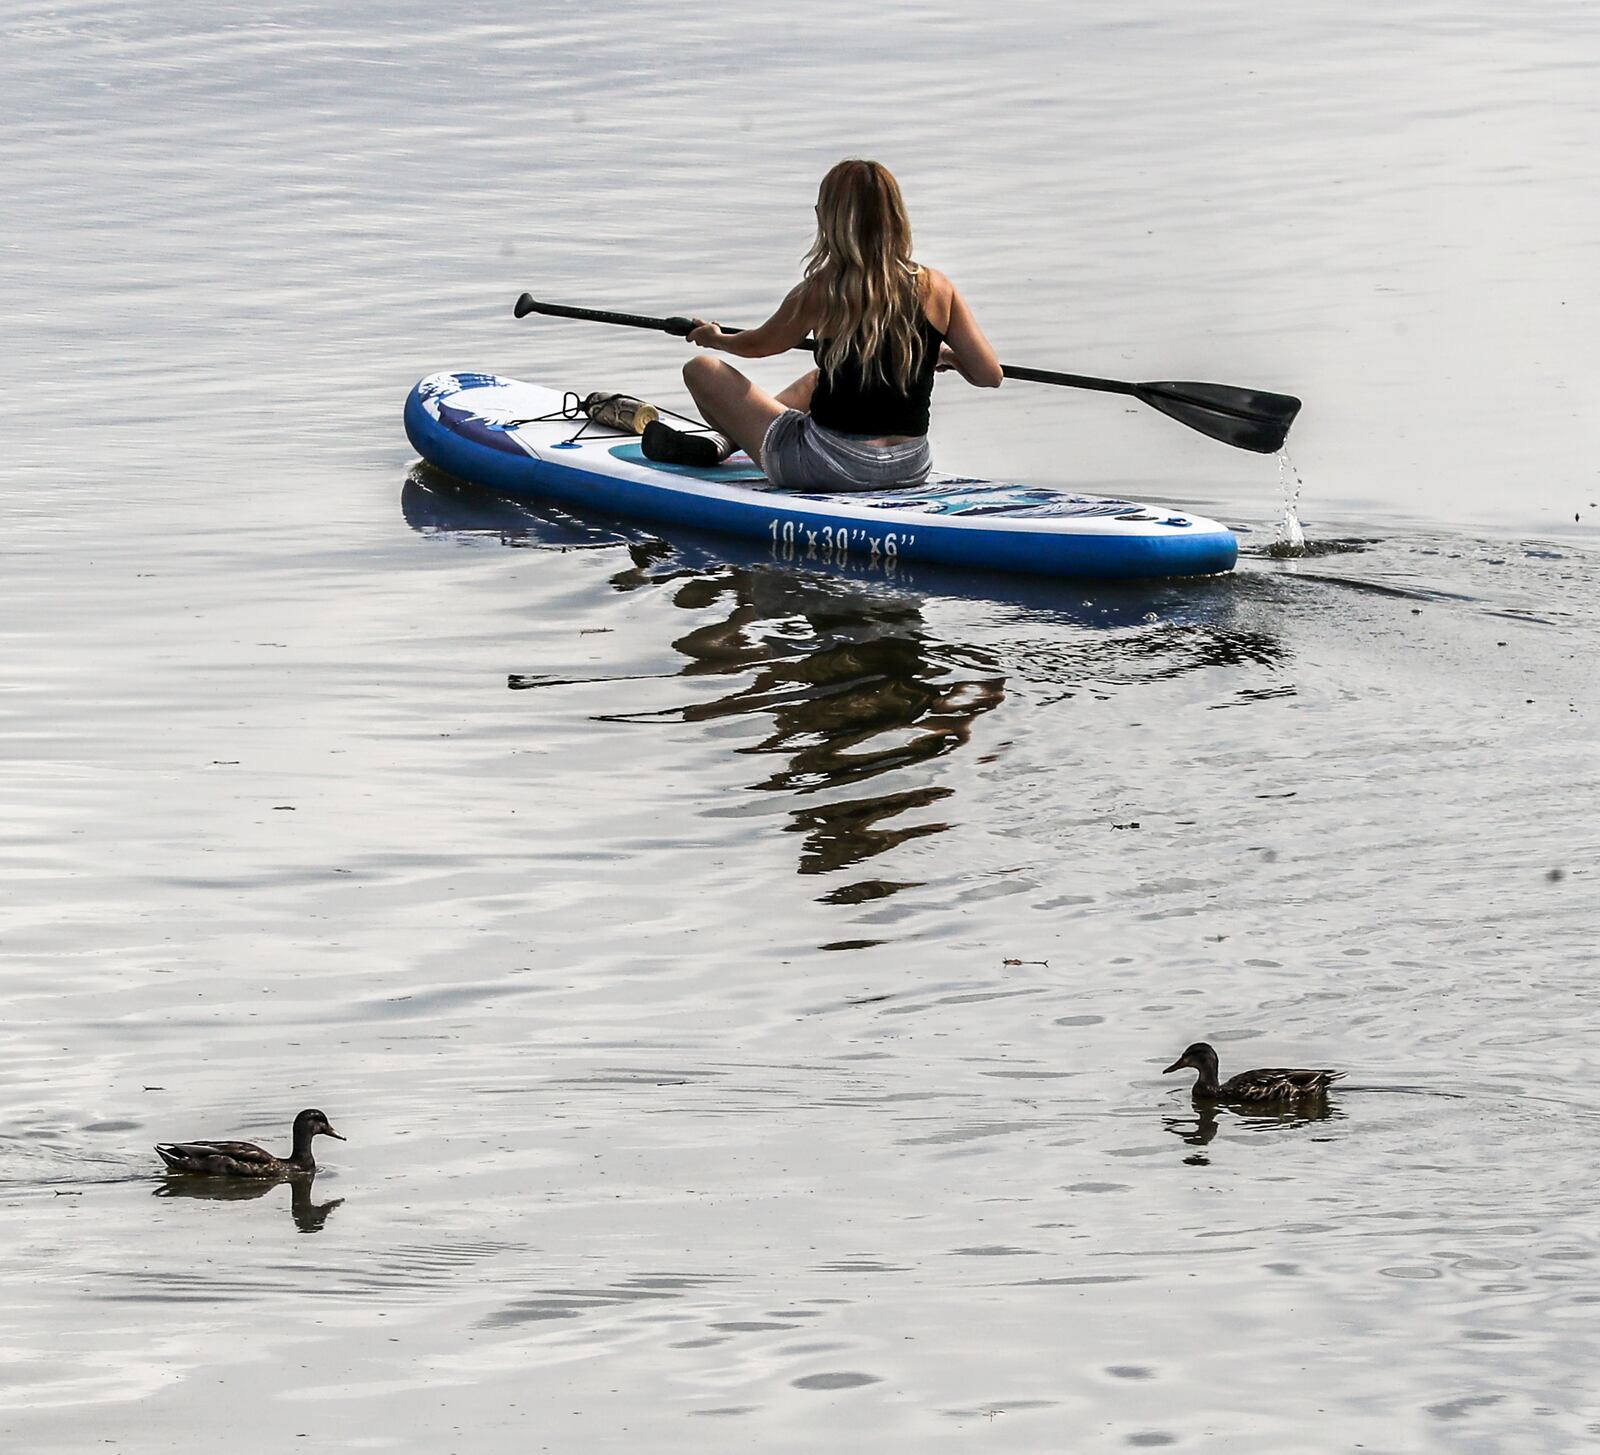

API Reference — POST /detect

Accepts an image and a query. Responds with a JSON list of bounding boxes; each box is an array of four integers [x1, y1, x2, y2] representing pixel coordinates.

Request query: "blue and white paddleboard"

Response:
[[404, 372, 1237, 581]]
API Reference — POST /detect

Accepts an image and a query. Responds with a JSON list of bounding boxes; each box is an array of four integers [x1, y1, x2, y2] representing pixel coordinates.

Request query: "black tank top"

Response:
[[809, 313, 946, 438]]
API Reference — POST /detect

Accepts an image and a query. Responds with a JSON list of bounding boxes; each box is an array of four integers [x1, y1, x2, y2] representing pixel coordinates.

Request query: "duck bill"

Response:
[[1162, 1059, 1187, 1075], [325, 1128, 346, 1140]]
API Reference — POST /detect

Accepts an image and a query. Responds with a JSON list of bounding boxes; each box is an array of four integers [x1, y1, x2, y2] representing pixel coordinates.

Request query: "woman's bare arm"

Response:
[[687, 283, 813, 359], [939, 284, 1003, 388]]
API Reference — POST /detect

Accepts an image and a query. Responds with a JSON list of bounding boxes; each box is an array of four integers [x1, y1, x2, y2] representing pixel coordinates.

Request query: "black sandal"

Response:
[[641, 421, 729, 468]]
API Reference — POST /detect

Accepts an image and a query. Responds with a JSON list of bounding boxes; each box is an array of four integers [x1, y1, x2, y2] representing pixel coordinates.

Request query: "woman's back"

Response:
[[807, 266, 958, 438], [809, 308, 945, 437]]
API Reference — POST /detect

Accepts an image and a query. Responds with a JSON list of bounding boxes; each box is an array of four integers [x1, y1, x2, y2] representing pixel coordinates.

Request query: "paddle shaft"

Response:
[[512, 294, 1300, 450], [515, 296, 1138, 396]]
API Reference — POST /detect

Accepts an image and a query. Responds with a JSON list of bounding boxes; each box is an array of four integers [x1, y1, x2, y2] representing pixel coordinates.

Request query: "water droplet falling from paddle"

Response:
[[1275, 451, 1307, 553]]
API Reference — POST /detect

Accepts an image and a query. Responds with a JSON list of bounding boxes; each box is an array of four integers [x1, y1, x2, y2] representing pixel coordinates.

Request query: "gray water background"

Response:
[[3, 1, 1598, 1449]]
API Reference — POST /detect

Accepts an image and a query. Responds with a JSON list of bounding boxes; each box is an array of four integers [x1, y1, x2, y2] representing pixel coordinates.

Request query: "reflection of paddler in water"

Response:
[[519, 541, 1288, 881], [596, 556, 1006, 882], [154, 1174, 345, 1233], [463, 508, 1285, 883]]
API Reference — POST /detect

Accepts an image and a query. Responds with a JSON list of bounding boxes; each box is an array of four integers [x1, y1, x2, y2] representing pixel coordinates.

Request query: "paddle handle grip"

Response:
[[516, 294, 698, 338], [516, 294, 821, 355]]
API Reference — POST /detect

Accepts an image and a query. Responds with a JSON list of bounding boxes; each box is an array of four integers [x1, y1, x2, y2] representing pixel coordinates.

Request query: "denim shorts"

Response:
[[761, 410, 931, 491]]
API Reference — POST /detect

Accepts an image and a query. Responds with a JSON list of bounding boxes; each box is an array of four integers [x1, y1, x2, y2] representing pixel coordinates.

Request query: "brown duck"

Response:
[[155, 1108, 344, 1177], [1163, 1042, 1342, 1103]]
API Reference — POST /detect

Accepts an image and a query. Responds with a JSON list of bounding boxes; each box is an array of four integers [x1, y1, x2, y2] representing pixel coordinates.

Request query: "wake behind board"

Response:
[[404, 372, 1237, 582]]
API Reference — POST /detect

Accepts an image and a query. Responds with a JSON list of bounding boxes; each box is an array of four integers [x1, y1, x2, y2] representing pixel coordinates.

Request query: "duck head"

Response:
[[295, 1108, 345, 1142], [1163, 1042, 1219, 1078]]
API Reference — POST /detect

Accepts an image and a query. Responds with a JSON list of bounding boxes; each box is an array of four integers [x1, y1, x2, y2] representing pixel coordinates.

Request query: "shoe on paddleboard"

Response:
[[641, 421, 732, 468]]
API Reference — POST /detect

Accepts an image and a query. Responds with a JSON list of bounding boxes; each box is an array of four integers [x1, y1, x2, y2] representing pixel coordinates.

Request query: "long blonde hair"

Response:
[[802, 160, 926, 392]]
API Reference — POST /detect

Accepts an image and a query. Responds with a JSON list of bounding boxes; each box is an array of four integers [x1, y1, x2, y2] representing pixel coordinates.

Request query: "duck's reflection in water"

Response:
[[1163, 1100, 1341, 1165], [404, 469, 1286, 895], [154, 1175, 344, 1233]]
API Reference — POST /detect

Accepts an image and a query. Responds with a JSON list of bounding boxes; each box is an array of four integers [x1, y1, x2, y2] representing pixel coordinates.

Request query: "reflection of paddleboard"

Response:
[[404, 372, 1238, 582]]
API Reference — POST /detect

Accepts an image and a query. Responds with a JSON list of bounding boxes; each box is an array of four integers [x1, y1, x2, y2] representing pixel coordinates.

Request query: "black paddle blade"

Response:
[[1133, 381, 1302, 454]]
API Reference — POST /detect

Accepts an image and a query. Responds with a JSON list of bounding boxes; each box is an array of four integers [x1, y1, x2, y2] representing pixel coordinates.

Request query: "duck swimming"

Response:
[[155, 1108, 344, 1178], [1163, 1042, 1342, 1103]]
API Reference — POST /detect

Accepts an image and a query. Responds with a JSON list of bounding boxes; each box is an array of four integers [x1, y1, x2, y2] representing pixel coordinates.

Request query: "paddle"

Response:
[[513, 293, 1301, 454]]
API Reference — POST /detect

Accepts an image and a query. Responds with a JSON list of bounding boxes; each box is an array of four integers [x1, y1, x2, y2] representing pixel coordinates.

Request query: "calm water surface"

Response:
[[3, 1, 1598, 1450]]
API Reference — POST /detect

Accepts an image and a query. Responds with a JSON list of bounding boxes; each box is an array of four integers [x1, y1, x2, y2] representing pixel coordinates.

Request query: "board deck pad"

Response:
[[607, 442, 768, 483]]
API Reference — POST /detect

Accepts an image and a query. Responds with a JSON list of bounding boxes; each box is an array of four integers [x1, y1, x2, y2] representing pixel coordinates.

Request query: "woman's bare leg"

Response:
[[682, 356, 807, 467], [775, 368, 819, 412]]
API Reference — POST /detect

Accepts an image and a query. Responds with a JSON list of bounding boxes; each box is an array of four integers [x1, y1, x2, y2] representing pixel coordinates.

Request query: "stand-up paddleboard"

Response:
[[404, 372, 1238, 582]]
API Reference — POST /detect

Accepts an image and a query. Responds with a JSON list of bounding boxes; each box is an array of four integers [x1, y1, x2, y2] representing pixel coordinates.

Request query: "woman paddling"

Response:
[[642, 159, 1004, 489]]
